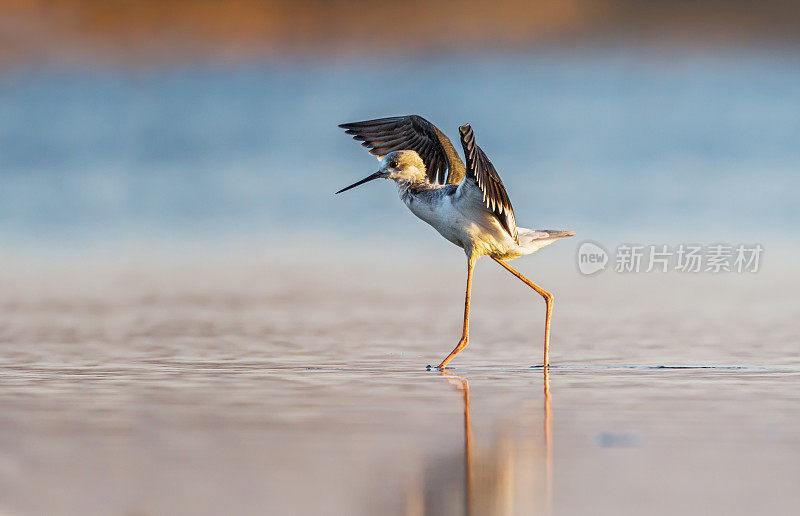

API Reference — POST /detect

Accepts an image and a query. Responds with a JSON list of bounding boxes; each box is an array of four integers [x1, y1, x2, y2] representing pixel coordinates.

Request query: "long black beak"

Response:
[[335, 171, 384, 194]]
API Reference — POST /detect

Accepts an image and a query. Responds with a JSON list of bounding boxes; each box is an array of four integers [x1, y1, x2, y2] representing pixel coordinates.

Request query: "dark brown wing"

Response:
[[338, 115, 466, 185], [458, 123, 518, 242]]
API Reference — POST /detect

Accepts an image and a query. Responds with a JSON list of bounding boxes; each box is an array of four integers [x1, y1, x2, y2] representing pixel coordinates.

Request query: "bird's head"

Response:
[[336, 150, 427, 194]]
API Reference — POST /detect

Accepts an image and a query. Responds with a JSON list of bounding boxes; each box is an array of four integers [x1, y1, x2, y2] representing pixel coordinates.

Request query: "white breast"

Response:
[[401, 185, 517, 257], [403, 189, 463, 248]]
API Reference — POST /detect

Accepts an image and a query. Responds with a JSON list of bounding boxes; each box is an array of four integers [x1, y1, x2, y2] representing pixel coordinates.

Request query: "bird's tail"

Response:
[[516, 228, 575, 254]]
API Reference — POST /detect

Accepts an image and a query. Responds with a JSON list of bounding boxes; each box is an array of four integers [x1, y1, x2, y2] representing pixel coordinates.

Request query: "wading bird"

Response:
[[336, 115, 573, 369]]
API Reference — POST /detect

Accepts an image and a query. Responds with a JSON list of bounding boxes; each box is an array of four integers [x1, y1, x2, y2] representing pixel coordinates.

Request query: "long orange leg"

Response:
[[438, 255, 477, 369], [491, 257, 553, 368]]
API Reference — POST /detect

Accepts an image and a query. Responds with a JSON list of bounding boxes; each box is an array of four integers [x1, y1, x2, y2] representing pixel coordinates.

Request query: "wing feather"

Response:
[[458, 123, 518, 242], [339, 115, 466, 185]]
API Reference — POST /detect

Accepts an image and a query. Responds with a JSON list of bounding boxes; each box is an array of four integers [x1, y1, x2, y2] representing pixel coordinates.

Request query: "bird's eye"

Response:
[[389, 160, 398, 168]]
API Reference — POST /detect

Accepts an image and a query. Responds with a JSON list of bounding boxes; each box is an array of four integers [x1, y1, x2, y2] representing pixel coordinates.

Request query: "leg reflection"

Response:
[[430, 371, 553, 516], [544, 368, 553, 516], [441, 370, 472, 516]]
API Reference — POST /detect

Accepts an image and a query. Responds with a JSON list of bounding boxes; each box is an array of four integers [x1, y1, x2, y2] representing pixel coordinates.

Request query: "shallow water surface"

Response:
[[0, 258, 798, 515]]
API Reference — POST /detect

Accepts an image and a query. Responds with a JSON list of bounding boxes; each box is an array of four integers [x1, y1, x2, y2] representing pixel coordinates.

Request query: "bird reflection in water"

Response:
[[441, 371, 473, 514], [544, 368, 553, 516], [417, 370, 553, 516]]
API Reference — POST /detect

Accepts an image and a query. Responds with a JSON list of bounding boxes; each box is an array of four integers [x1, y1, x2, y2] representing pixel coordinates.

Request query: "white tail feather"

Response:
[[516, 228, 575, 254]]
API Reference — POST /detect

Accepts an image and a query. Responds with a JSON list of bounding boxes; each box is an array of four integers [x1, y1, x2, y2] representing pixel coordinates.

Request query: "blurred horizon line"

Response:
[[3, 0, 800, 68]]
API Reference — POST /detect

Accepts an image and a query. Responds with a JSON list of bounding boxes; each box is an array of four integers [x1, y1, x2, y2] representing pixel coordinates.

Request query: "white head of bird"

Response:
[[335, 150, 427, 194]]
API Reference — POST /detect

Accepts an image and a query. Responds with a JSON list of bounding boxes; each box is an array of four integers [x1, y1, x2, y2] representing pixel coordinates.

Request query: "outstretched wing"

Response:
[[338, 115, 466, 185], [458, 123, 518, 242]]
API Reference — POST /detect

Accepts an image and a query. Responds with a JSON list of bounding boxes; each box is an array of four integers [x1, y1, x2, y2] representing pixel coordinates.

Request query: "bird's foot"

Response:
[[435, 337, 468, 370]]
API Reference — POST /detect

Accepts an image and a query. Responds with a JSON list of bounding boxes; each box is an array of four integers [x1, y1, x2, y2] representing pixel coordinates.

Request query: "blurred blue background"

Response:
[[2, 3, 800, 260]]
